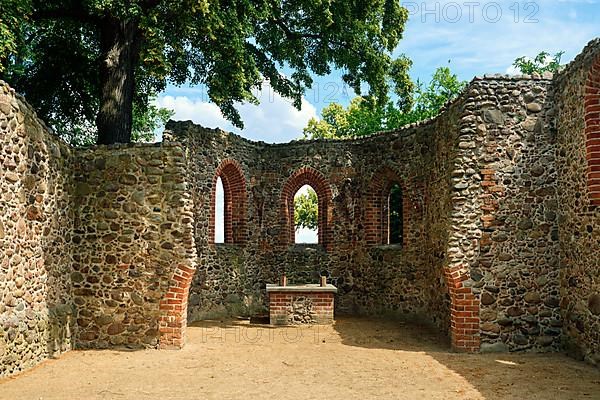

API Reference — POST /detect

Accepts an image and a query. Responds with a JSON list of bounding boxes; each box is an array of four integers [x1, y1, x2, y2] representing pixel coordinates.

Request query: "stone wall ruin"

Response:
[[2, 38, 600, 377]]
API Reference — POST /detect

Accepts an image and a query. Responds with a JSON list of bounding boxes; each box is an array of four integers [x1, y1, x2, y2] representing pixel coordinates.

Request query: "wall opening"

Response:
[[209, 159, 247, 245], [281, 167, 332, 249], [294, 185, 318, 244], [366, 167, 408, 246], [388, 183, 403, 245], [214, 177, 225, 243]]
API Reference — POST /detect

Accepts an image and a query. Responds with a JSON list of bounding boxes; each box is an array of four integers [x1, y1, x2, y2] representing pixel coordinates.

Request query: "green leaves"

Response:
[[513, 51, 565, 75], [303, 65, 466, 140], [132, 93, 174, 143], [294, 187, 318, 231], [410, 65, 466, 122], [0, 0, 31, 73]]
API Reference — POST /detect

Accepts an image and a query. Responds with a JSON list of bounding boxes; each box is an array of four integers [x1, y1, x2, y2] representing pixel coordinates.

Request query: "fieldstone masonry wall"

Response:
[[554, 39, 600, 365], [1, 83, 75, 376], [71, 143, 196, 350], [2, 38, 600, 377], [1, 81, 197, 377], [170, 116, 458, 340], [453, 76, 562, 353]]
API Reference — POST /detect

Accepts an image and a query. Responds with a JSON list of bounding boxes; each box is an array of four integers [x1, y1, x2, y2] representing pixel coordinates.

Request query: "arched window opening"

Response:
[[388, 183, 403, 245], [281, 167, 332, 249], [214, 176, 225, 243], [365, 167, 408, 247], [294, 185, 318, 244], [209, 159, 247, 245]]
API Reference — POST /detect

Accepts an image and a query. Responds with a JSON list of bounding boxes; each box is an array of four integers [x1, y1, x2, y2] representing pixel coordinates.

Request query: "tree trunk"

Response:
[[96, 18, 140, 145]]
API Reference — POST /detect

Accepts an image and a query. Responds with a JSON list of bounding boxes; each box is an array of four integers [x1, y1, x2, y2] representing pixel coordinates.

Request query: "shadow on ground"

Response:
[[331, 316, 600, 400]]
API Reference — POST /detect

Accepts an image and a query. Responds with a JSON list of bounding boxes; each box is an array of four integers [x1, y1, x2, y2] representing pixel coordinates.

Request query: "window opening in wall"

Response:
[[294, 185, 318, 244], [215, 176, 225, 243], [388, 183, 403, 245]]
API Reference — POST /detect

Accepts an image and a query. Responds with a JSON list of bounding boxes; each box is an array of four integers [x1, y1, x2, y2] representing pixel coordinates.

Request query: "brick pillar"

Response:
[[159, 263, 195, 349], [446, 265, 481, 353]]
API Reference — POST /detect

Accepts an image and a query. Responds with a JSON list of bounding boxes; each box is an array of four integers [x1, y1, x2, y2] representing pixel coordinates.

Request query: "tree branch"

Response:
[[140, 0, 162, 11], [270, 17, 364, 58], [31, 7, 99, 25]]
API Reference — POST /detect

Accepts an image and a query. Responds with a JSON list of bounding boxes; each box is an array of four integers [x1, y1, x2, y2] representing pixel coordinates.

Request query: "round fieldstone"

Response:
[[524, 292, 541, 304], [480, 342, 508, 353], [507, 307, 524, 317], [107, 323, 126, 335], [588, 294, 600, 316], [95, 315, 114, 326], [481, 292, 496, 305], [513, 334, 529, 346]]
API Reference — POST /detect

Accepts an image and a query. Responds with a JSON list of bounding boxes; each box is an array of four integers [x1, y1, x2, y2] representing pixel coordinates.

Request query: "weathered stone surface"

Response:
[[481, 293, 496, 305], [507, 307, 525, 317], [71, 142, 197, 352], [481, 322, 501, 334], [95, 315, 114, 326], [554, 39, 600, 366], [483, 109, 505, 125], [524, 292, 542, 304], [588, 294, 600, 316], [75, 182, 91, 196], [1, 82, 75, 378], [480, 342, 508, 353]]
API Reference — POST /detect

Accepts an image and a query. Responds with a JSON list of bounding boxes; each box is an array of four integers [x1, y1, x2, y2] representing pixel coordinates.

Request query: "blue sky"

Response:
[[158, 0, 600, 145]]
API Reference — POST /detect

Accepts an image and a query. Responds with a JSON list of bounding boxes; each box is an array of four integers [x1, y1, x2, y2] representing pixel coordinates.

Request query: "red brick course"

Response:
[[445, 264, 480, 353], [268, 291, 335, 325], [159, 263, 196, 349], [586, 58, 600, 206]]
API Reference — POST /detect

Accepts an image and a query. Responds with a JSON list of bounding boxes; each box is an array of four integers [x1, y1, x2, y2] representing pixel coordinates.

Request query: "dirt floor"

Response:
[[0, 317, 598, 400]]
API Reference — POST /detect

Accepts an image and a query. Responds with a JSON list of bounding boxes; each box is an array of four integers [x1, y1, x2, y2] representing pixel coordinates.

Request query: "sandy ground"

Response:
[[0, 317, 598, 400]]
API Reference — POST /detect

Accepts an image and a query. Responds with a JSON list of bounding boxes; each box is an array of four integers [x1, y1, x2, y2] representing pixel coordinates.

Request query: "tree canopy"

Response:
[[513, 51, 564, 75], [1, 0, 411, 144], [303, 65, 466, 139], [294, 186, 318, 231]]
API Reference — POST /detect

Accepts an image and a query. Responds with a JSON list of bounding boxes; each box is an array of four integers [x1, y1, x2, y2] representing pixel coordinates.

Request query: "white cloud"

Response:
[[157, 82, 318, 143]]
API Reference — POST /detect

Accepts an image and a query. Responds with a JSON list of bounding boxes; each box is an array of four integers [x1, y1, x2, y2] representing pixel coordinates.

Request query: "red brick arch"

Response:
[[209, 159, 247, 244], [280, 167, 332, 248], [586, 56, 600, 206], [364, 166, 410, 246], [158, 263, 196, 349]]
